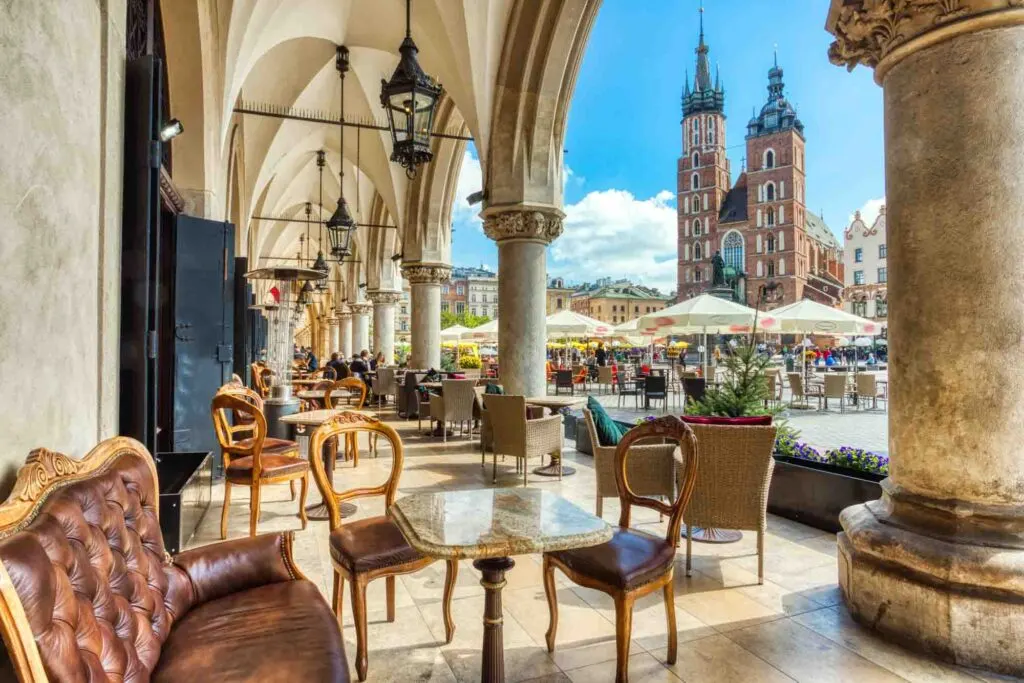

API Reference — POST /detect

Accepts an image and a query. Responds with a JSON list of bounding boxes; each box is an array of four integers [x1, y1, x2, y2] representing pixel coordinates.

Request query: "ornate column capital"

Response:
[[482, 206, 565, 245], [335, 304, 351, 319], [827, 0, 1024, 82], [402, 263, 452, 285], [348, 302, 372, 315], [367, 289, 402, 305]]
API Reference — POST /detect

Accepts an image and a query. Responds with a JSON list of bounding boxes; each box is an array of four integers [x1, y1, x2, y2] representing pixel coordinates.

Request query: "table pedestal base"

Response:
[[683, 526, 743, 543], [474, 556, 515, 683], [533, 454, 576, 477], [305, 500, 357, 521]]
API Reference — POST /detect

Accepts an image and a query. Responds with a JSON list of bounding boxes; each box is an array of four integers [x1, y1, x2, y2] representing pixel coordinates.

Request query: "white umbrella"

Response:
[[854, 336, 874, 347], [612, 317, 659, 344], [545, 310, 613, 338], [463, 318, 498, 341], [440, 324, 471, 341], [756, 299, 883, 335]]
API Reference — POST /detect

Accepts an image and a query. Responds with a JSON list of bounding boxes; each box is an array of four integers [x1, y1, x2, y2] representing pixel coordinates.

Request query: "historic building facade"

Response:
[[676, 24, 843, 308], [842, 205, 888, 323]]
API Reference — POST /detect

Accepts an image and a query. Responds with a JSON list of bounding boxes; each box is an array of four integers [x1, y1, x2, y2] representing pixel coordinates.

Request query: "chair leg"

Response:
[[332, 570, 345, 626], [386, 575, 396, 622], [442, 559, 458, 643], [492, 452, 498, 484], [351, 576, 369, 681], [523, 457, 528, 487], [249, 483, 261, 537], [686, 528, 693, 577], [542, 556, 559, 652], [757, 530, 765, 585], [596, 496, 603, 518], [557, 450, 562, 481], [290, 479, 296, 501], [664, 578, 677, 665], [298, 473, 309, 530], [613, 594, 635, 683], [220, 481, 232, 540]]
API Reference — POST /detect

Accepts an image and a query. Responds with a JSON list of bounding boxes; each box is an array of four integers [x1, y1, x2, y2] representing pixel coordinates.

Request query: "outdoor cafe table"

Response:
[[525, 396, 585, 477], [391, 488, 612, 683], [279, 408, 376, 520]]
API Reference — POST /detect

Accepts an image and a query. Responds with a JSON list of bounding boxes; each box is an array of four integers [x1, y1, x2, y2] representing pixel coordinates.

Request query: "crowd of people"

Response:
[[293, 345, 388, 381]]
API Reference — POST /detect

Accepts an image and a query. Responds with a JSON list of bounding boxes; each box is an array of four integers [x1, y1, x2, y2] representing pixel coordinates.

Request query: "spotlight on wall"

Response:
[[359, 282, 368, 289], [390, 252, 404, 262], [159, 119, 184, 142], [466, 190, 487, 206]]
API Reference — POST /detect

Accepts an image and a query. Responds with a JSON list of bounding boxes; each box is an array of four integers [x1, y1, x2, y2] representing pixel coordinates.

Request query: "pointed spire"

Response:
[[682, 0, 723, 117], [715, 63, 721, 92]]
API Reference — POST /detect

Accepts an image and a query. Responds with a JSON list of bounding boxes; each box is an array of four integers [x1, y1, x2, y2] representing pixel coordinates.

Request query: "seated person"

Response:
[[349, 350, 370, 377], [326, 353, 350, 380], [306, 349, 319, 371]]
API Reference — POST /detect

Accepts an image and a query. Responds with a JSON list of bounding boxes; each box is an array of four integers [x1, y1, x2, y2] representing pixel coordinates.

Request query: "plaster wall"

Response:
[[0, 0, 125, 492]]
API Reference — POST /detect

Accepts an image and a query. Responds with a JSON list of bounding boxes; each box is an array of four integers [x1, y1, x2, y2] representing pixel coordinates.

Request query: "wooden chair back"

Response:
[[211, 392, 268, 478], [215, 381, 263, 434], [308, 414, 398, 528], [614, 416, 699, 545], [326, 377, 367, 409], [322, 366, 337, 380], [250, 362, 271, 396]]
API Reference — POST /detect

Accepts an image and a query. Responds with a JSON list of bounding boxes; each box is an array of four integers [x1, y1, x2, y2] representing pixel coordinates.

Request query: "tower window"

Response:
[[692, 151, 699, 168], [693, 219, 702, 237], [766, 234, 776, 253], [767, 260, 775, 276], [691, 173, 699, 190], [707, 117, 716, 145], [692, 195, 701, 214], [765, 182, 776, 201], [691, 119, 699, 146], [765, 149, 776, 169], [766, 208, 776, 226], [694, 241, 702, 260]]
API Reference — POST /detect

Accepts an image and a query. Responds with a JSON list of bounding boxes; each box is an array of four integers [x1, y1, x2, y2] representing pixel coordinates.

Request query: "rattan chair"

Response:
[[787, 372, 822, 409], [584, 409, 677, 519], [855, 373, 888, 411], [428, 379, 477, 443], [596, 366, 615, 394], [483, 394, 563, 485], [677, 422, 778, 583], [823, 374, 851, 412], [554, 369, 574, 395]]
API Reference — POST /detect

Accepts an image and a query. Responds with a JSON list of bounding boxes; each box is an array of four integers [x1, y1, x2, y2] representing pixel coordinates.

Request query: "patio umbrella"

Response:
[[854, 336, 874, 347], [638, 294, 758, 376], [612, 317, 659, 345], [756, 299, 883, 336], [545, 310, 613, 338], [463, 318, 498, 342], [440, 324, 471, 341]]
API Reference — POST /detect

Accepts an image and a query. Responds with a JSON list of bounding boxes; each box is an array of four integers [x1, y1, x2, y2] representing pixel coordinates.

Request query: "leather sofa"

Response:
[[0, 437, 349, 682]]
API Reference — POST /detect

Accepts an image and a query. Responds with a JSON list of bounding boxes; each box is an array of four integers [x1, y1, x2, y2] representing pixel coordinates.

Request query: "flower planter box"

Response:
[[768, 456, 883, 533]]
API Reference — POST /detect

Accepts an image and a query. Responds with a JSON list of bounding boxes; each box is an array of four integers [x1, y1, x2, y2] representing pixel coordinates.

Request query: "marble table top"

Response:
[[524, 396, 586, 410], [390, 488, 612, 560], [295, 389, 367, 400], [278, 408, 376, 426]]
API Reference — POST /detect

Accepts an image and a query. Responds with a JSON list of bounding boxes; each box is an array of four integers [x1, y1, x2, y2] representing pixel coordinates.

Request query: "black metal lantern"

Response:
[[380, 0, 442, 178], [311, 156, 330, 290], [298, 279, 314, 306], [327, 46, 358, 263]]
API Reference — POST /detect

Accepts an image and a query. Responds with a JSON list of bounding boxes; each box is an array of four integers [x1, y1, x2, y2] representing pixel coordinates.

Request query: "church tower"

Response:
[[677, 7, 730, 300]]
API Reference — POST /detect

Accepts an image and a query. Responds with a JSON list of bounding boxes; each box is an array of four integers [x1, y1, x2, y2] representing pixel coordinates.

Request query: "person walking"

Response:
[[595, 342, 607, 367]]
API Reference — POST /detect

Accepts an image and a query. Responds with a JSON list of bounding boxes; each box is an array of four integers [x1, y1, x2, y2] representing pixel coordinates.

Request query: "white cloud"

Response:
[[550, 188, 678, 295], [453, 150, 484, 233], [849, 197, 886, 226]]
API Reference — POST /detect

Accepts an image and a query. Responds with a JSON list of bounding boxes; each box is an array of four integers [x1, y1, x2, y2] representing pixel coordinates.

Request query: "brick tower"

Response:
[[742, 55, 808, 306], [677, 9, 730, 300]]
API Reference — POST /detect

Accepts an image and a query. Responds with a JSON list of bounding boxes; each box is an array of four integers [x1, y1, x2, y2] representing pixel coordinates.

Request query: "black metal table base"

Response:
[[683, 526, 743, 543], [306, 500, 357, 522]]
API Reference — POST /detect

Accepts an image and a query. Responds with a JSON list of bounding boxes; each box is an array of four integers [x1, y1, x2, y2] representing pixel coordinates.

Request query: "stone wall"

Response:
[[0, 0, 125, 494]]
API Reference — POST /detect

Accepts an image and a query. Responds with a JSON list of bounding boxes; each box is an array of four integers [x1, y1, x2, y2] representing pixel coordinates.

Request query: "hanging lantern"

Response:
[[328, 46, 358, 263], [312, 152, 331, 287], [298, 280, 314, 305], [380, 0, 442, 178]]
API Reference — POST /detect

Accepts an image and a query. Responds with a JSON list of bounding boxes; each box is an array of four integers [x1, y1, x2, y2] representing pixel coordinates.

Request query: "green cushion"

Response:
[[485, 383, 504, 395], [587, 396, 624, 447]]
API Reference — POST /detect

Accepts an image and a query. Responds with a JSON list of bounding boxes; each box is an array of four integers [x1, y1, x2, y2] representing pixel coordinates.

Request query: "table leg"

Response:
[[474, 557, 515, 683]]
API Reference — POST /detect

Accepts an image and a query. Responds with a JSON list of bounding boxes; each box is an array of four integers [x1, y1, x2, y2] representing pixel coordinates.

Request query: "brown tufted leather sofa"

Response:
[[0, 437, 349, 682]]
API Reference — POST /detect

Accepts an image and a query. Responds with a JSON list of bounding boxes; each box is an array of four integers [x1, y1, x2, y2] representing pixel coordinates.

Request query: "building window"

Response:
[[723, 231, 744, 271], [693, 219, 702, 237], [764, 149, 775, 169], [646, 306, 651, 313], [694, 269, 703, 282], [442, 285, 449, 295], [854, 270, 865, 285], [691, 118, 699, 146], [556, 297, 563, 309], [854, 247, 863, 263], [441, 302, 449, 313], [456, 286, 464, 295], [694, 241, 702, 260], [878, 267, 888, 283], [471, 307, 477, 316], [634, 305, 639, 313], [691, 173, 699, 190], [767, 260, 775, 277], [766, 234, 775, 253], [692, 151, 699, 168], [400, 306, 408, 315], [876, 298, 888, 318], [765, 182, 775, 201], [879, 244, 887, 258], [766, 208, 776, 226], [853, 300, 867, 317], [692, 194, 701, 214], [456, 302, 465, 314]]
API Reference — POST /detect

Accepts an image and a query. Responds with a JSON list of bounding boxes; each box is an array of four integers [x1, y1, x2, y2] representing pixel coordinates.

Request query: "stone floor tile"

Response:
[[654, 633, 796, 683], [564, 651, 683, 683]]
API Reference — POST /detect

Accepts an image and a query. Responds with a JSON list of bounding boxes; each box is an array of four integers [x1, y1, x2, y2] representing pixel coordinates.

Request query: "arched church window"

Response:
[[693, 219, 702, 237], [765, 182, 775, 201], [691, 119, 700, 146], [722, 231, 744, 271], [767, 208, 776, 226], [694, 241, 702, 260], [692, 151, 699, 168], [766, 234, 776, 252], [765, 149, 776, 169], [707, 117, 716, 145], [691, 173, 699, 190]]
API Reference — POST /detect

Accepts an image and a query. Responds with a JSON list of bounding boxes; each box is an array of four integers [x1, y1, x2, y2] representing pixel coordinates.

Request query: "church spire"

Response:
[[694, 2, 713, 92], [682, 1, 724, 117]]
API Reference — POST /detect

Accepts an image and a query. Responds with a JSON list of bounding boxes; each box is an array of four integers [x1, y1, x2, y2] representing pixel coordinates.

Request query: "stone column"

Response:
[[328, 317, 340, 355], [337, 307, 353, 359], [350, 303, 372, 355], [483, 208, 564, 397], [403, 264, 450, 369], [369, 290, 401, 364], [827, 3, 1024, 675]]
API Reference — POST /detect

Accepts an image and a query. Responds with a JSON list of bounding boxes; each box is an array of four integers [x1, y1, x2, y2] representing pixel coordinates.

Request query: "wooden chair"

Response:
[[583, 408, 677, 519], [678, 423, 778, 583], [309, 414, 457, 681], [543, 416, 699, 683], [250, 362, 272, 397], [211, 392, 309, 539], [325, 378, 376, 464], [483, 395, 563, 485]]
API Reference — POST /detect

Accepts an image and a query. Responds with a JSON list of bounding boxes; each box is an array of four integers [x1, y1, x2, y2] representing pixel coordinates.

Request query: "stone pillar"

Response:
[[328, 317, 340, 355], [337, 308, 353, 359], [483, 208, 564, 397], [350, 303, 372, 356], [403, 263, 450, 369], [369, 290, 401, 364], [827, 3, 1024, 675]]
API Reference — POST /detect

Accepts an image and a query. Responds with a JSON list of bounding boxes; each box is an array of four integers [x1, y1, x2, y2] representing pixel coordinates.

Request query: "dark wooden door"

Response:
[[171, 217, 235, 460]]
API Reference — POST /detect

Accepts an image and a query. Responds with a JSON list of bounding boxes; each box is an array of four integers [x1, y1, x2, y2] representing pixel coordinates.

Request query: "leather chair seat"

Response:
[[546, 528, 676, 589], [330, 516, 422, 573], [154, 580, 348, 682], [236, 436, 298, 455], [226, 454, 308, 482]]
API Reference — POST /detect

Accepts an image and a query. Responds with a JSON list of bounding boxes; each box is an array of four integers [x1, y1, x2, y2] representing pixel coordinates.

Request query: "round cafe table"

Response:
[[391, 488, 611, 683], [279, 408, 376, 521]]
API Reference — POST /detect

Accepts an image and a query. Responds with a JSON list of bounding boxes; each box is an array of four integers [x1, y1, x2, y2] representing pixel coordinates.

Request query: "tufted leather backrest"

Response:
[[0, 442, 192, 682]]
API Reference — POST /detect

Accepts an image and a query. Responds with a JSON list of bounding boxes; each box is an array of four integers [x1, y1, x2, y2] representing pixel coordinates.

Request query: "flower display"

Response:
[[823, 446, 890, 476]]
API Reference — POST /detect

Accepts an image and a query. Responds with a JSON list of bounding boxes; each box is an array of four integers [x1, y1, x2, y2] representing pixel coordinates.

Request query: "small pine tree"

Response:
[[687, 345, 772, 417]]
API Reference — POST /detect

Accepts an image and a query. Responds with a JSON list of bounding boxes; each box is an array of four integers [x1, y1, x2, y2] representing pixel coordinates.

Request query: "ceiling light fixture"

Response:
[[158, 118, 184, 142], [326, 46, 356, 263]]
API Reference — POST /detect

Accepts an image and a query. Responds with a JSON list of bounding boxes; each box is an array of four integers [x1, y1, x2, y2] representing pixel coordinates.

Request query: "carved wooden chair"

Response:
[[309, 414, 457, 682], [211, 392, 310, 539], [543, 416, 699, 683], [325, 378, 376, 465]]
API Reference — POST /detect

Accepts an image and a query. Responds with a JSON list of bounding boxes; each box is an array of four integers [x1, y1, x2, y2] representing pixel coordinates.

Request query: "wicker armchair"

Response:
[[428, 379, 477, 443], [584, 409, 677, 518], [483, 395, 563, 485], [677, 423, 778, 583]]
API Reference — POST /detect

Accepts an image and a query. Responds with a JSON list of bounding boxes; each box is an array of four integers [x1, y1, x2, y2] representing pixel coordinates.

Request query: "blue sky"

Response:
[[451, 0, 885, 294]]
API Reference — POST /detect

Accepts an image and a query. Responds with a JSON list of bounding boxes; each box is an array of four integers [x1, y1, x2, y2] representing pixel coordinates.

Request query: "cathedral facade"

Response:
[[676, 24, 844, 308]]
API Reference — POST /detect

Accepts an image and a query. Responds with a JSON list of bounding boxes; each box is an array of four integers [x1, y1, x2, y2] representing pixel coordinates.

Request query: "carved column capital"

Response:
[[367, 290, 402, 305], [402, 263, 452, 285], [482, 207, 565, 244], [335, 305, 351, 319], [348, 303, 373, 315], [827, 0, 1024, 82]]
